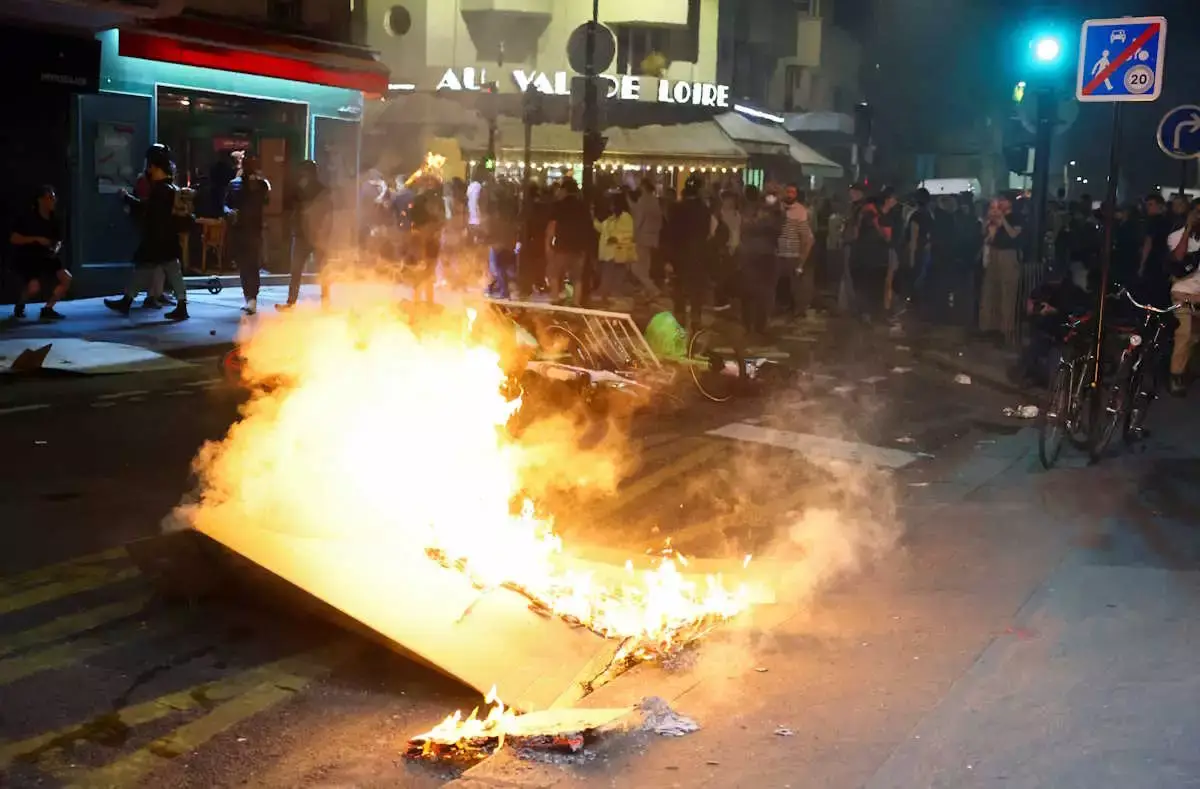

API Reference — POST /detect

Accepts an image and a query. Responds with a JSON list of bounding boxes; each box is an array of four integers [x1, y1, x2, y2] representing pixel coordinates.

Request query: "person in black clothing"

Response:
[[9, 185, 70, 321], [407, 175, 445, 304], [906, 188, 934, 304], [1138, 193, 1173, 306], [226, 154, 271, 314], [544, 178, 592, 305], [277, 160, 329, 310], [850, 195, 893, 320], [1012, 266, 1091, 387], [739, 185, 783, 337], [879, 187, 905, 313], [104, 144, 189, 321], [517, 183, 549, 299], [485, 180, 520, 300], [667, 175, 714, 332]]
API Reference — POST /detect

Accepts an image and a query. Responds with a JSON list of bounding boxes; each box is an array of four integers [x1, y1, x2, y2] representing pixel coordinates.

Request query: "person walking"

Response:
[[667, 175, 714, 333], [8, 185, 71, 321], [631, 178, 663, 301], [277, 160, 329, 310], [1166, 203, 1200, 396], [978, 197, 1023, 342], [226, 154, 271, 315], [104, 144, 190, 321]]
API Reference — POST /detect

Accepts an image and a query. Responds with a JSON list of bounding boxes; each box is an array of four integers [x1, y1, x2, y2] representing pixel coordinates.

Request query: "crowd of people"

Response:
[[6, 145, 1200, 397]]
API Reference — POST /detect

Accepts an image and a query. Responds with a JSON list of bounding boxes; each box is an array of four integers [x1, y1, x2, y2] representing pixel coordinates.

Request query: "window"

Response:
[[783, 65, 804, 112], [611, 0, 700, 75], [793, 0, 820, 17]]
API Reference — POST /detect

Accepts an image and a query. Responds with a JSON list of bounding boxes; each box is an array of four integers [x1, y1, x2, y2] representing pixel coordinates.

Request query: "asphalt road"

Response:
[[5, 317, 1175, 789]]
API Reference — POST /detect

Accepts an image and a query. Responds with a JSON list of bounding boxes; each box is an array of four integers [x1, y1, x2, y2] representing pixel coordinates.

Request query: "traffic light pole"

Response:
[[1028, 87, 1056, 271], [581, 0, 599, 203], [1092, 102, 1124, 389]]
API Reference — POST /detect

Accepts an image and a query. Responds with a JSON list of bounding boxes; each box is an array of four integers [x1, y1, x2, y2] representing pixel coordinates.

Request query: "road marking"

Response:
[[0, 566, 140, 617], [707, 423, 920, 469], [0, 619, 169, 687], [0, 641, 358, 772], [164, 389, 193, 396], [90, 401, 117, 409], [49, 641, 360, 786], [95, 390, 150, 401], [184, 378, 222, 388], [0, 548, 127, 595], [0, 404, 50, 416], [0, 595, 152, 659], [593, 439, 726, 520]]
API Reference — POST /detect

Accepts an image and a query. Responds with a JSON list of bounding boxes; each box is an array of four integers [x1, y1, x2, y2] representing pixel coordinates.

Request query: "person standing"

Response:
[[1138, 193, 1172, 307], [978, 197, 1023, 342], [8, 185, 70, 321], [226, 154, 271, 315], [838, 182, 867, 313], [906, 188, 935, 307], [631, 178, 663, 301], [667, 175, 716, 332], [1166, 203, 1200, 396], [408, 175, 445, 304], [592, 191, 636, 304], [544, 177, 591, 305], [777, 183, 815, 320], [277, 160, 328, 310], [104, 144, 189, 321], [739, 186, 782, 336], [517, 182, 548, 299]]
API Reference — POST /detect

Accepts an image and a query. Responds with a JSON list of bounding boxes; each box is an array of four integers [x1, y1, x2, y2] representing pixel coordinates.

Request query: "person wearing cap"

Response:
[[104, 144, 190, 321], [666, 175, 713, 332]]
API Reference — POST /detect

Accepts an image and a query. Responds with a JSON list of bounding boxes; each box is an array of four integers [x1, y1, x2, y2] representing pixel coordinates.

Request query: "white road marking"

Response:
[[0, 404, 50, 416], [90, 401, 117, 409], [184, 379, 222, 388], [96, 390, 150, 400], [165, 390, 194, 396], [707, 423, 922, 469]]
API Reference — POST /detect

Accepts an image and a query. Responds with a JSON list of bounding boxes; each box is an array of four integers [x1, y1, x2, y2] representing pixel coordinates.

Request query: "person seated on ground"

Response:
[[9, 185, 70, 321], [1011, 266, 1092, 388]]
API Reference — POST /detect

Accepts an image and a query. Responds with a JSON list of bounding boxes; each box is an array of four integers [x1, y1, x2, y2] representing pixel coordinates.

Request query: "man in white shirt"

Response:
[[1166, 207, 1200, 395], [466, 177, 484, 244]]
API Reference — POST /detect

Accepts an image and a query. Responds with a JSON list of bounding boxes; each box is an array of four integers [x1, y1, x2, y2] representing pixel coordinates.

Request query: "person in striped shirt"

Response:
[[777, 183, 816, 320]]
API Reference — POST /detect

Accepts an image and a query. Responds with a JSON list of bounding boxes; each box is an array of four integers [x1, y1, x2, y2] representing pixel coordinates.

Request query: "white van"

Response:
[[918, 178, 982, 196]]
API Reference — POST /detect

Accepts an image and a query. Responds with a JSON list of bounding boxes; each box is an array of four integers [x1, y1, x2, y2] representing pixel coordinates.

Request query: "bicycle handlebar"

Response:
[[1117, 288, 1186, 315]]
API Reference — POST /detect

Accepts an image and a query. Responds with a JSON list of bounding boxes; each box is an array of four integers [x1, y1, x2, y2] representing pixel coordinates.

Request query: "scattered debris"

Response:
[[34, 440, 47, 446], [891, 366, 913, 374], [954, 373, 972, 385], [1002, 405, 1039, 419], [895, 345, 912, 352], [895, 435, 915, 444], [754, 667, 769, 673], [908, 482, 930, 487], [640, 697, 699, 737], [706, 759, 721, 766], [832, 385, 856, 396], [861, 376, 887, 385], [774, 727, 795, 737], [236, 737, 248, 743]]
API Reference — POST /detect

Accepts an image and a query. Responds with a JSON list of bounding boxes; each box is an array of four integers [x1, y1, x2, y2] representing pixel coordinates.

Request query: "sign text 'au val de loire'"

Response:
[[435, 66, 731, 108]]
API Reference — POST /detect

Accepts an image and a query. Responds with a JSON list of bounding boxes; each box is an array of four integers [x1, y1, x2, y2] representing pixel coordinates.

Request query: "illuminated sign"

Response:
[[434, 67, 730, 108]]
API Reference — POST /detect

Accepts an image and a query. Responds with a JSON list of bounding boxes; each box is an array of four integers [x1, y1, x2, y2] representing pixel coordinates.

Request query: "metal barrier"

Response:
[[488, 300, 662, 373]]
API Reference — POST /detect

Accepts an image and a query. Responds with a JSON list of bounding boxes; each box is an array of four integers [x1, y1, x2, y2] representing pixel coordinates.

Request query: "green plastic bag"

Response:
[[644, 311, 688, 360]]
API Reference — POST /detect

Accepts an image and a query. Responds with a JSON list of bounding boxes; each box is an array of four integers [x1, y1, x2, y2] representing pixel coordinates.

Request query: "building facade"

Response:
[[1, 0, 388, 298]]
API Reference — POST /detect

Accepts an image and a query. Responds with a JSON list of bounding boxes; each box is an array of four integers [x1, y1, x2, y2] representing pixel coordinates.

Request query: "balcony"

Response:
[[458, 0, 552, 65], [602, 0, 690, 25], [458, 0, 553, 12]]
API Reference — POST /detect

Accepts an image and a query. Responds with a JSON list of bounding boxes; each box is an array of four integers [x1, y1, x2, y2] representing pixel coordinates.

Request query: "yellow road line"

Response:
[[593, 439, 726, 521], [0, 567, 140, 618], [0, 548, 127, 595], [0, 595, 152, 659], [54, 642, 359, 788], [0, 642, 354, 772], [0, 619, 168, 687]]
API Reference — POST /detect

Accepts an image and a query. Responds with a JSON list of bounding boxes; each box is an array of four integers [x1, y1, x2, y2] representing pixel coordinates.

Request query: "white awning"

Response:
[[462, 119, 748, 165], [783, 111, 856, 135], [714, 112, 843, 178]]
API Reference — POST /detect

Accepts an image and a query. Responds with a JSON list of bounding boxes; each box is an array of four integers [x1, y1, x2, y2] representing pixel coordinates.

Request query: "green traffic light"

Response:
[[1034, 36, 1062, 62]]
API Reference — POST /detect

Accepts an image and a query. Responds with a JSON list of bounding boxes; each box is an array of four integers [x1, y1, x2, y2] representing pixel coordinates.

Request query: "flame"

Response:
[[414, 685, 520, 754], [185, 284, 756, 741], [406, 151, 447, 187]]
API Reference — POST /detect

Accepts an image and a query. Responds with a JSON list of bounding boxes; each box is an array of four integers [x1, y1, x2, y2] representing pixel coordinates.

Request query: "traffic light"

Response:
[[483, 154, 496, 172], [1022, 26, 1070, 82], [1032, 35, 1062, 63]]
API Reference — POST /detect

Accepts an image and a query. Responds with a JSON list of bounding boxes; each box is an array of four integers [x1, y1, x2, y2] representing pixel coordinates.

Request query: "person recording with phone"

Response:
[[1165, 200, 1200, 396]]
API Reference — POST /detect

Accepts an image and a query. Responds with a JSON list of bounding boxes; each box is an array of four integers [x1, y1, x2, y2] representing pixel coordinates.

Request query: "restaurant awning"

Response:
[[714, 112, 843, 178], [118, 15, 390, 95], [461, 118, 748, 166]]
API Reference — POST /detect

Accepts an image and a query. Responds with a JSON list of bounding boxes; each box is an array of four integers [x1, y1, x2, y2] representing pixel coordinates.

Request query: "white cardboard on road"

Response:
[[0, 338, 189, 375], [706, 423, 921, 469]]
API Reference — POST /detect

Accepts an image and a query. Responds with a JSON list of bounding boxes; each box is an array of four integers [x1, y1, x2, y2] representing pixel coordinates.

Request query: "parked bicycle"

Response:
[[1089, 288, 1193, 460], [1038, 312, 1101, 469]]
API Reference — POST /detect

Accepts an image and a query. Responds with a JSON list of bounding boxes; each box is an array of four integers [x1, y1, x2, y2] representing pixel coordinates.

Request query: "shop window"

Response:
[[611, 0, 700, 75]]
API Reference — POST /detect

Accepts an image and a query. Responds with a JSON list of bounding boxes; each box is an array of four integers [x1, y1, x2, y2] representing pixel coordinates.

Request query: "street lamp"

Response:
[[1033, 35, 1062, 63]]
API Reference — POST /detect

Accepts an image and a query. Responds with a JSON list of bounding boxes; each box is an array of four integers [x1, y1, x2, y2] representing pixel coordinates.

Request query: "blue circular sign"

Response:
[[1157, 104, 1200, 160]]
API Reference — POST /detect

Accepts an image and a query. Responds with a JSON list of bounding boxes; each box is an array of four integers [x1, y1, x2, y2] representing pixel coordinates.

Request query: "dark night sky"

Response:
[[863, 0, 1200, 192]]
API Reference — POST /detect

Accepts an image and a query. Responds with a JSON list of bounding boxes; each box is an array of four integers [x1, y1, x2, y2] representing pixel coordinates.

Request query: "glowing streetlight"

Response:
[[1034, 36, 1062, 63]]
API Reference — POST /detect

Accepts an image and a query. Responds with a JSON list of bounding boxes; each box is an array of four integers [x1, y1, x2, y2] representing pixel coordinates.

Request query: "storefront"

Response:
[[72, 20, 388, 295], [714, 112, 843, 189]]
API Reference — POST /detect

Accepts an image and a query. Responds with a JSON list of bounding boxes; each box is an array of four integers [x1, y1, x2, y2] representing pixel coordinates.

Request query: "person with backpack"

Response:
[[104, 144, 190, 321]]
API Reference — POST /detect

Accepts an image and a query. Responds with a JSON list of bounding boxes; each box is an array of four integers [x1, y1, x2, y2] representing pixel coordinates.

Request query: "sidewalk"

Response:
[[910, 323, 1024, 395]]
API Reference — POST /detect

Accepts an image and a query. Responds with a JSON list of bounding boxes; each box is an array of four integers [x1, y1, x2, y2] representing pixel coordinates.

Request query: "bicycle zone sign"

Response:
[[1076, 16, 1167, 103]]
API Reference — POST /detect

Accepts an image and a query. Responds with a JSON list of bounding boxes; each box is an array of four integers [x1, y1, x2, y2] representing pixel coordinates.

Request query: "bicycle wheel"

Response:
[[1038, 363, 1072, 469], [687, 327, 738, 403], [1089, 354, 1133, 462], [1122, 357, 1158, 444]]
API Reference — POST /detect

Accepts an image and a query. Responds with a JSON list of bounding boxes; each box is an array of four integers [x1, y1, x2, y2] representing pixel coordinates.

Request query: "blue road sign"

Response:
[[1076, 16, 1166, 103], [1157, 105, 1200, 160]]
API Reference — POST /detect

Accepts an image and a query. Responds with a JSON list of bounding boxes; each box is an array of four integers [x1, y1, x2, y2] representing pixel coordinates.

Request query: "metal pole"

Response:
[[582, 0, 599, 203], [1028, 88, 1056, 272], [1180, 158, 1190, 201], [1092, 102, 1123, 387]]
